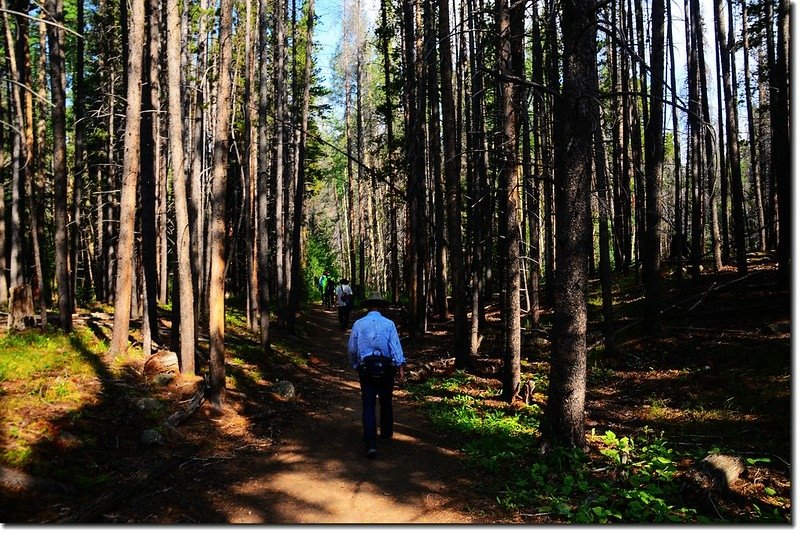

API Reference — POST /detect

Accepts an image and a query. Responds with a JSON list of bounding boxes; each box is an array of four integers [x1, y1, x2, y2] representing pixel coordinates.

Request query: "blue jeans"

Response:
[[359, 371, 395, 449]]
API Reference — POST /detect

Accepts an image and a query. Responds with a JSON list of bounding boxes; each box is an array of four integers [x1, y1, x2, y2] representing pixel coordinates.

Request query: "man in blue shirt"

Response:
[[347, 291, 406, 459]]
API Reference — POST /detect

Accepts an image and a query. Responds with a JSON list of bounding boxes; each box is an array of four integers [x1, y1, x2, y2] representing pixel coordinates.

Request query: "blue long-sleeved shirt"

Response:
[[347, 311, 405, 369]]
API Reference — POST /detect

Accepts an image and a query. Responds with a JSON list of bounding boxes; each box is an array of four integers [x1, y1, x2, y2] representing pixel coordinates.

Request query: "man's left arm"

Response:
[[388, 323, 405, 380]]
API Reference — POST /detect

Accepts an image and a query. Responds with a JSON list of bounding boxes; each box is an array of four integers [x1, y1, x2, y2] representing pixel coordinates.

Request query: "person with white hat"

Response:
[[347, 291, 406, 459]]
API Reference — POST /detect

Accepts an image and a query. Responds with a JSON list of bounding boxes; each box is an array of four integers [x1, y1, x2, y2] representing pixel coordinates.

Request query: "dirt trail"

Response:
[[116, 305, 488, 524], [224, 306, 479, 523]]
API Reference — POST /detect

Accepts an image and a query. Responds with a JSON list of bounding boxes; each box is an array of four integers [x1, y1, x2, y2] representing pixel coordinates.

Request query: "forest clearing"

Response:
[[0, 0, 792, 523]]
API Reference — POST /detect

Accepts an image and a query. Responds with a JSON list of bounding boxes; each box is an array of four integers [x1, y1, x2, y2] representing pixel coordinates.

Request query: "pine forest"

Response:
[[0, 0, 791, 523]]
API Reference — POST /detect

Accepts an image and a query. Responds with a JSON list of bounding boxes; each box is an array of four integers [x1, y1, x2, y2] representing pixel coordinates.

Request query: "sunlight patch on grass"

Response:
[[0, 326, 106, 468]]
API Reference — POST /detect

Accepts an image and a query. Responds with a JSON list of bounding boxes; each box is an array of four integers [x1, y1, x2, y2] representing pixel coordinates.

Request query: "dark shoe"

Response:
[[380, 434, 393, 441], [365, 448, 377, 459]]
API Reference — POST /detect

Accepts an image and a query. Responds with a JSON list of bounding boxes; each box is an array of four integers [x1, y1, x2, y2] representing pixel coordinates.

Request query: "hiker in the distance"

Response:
[[348, 291, 406, 459], [318, 271, 329, 302], [325, 277, 336, 309], [335, 278, 354, 331]]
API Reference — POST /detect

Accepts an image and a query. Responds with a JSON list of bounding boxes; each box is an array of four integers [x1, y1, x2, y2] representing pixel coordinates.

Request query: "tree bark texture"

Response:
[[108, 0, 146, 355], [544, 0, 595, 449]]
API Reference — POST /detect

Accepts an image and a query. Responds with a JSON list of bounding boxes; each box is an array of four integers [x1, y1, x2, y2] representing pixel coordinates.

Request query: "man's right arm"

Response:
[[348, 328, 359, 369]]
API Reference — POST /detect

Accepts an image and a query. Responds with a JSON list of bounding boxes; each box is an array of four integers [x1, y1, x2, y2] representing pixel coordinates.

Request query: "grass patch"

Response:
[[409, 372, 787, 524], [0, 326, 107, 468]]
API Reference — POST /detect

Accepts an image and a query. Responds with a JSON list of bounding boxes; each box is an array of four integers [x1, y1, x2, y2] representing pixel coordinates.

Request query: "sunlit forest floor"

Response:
[[0, 254, 790, 523]]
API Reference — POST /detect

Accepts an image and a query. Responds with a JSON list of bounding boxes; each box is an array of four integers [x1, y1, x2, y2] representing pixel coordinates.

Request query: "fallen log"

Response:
[[161, 378, 207, 438]]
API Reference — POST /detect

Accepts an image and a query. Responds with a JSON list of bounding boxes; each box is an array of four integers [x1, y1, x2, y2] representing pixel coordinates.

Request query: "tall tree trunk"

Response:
[[740, 0, 765, 252], [439, 0, 469, 368], [274, 0, 287, 325], [543, 0, 595, 449], [288, 0, 314, 328], [666, 0, 684, 276], [424, 0, 448, 320], [46, 0, 73, 331], [402, 0, 426, 336], [3, 0, 26, 292], [691, 0, 722, 272], [379, 0, 398, 303], [208, 0, 235, 406], [643, 0, 665, 335], [466, 0, 488, 356], [71, 0, 85, 310], [593, 100, 615, 357], [714, 33, 730, 264], [715, 0, 748, 273], [29, 22, 48, 325], [108, 0, 146, 355], [0, 87, 6, 307], [497, 0, 523, 403], [257, 0, 272, 350], [166, 0, 195, 373], [140, 0, 161, 349], [244, 0, 258, 331], [771, 0, 790, 287]]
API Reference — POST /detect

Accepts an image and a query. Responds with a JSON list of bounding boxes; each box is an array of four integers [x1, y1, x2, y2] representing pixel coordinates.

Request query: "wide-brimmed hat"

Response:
[[363, 291, 388, 306]]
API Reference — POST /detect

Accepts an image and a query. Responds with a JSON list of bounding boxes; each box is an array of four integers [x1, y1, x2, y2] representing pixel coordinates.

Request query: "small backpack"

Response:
[[341, 288, 352, 306], [359, 349, 392, 382]]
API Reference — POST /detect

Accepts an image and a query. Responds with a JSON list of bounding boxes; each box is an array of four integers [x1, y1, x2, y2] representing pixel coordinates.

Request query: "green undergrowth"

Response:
[[407, 371, 786, 524], [0, 326, 110, 467]]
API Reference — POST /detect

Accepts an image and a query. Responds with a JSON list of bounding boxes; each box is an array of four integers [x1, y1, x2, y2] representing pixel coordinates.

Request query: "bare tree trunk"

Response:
[[643, 0, 665, 336], [29, 24, 48, 325], [543, 0, 595, 449], [714, 34, 730, 264], [740, 0, 765, 252], [686, 0, 703, 280], [71, 0, 85, 310], [466, 0, 488, 354], [243, 0, 258, 331], [274, 0, 287, 326], [288, 0, 314, 329], [257, 0, 271, 350], [772, 0, 790, 287], [667, 0, 684, 276], [402, 0, 426, 336], [691, 0, 722, 272], [497, 0, 523, 403], [593, 102, 615, 357], [715, 0, 748, 273], [166, 0, 195, 373], [108, 0, 146, 355], [379, 0, 398, 302], [439, 0, 468, 368], [3, 0, 26, 292], [46, 0, 73, 331], [140, 0, 161, 349], [208, 0, 235, 406], [423, 0, 448, 320], [0, 87, 6, 307]]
